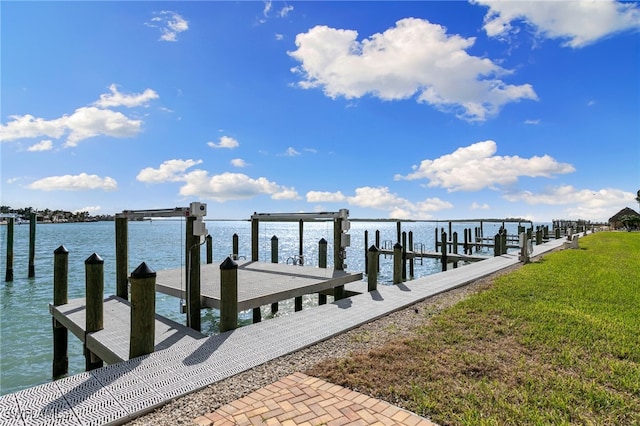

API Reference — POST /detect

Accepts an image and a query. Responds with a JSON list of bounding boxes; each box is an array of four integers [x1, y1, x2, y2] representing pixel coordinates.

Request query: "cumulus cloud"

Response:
[[28, 140, 53, 152], [207, 136, 239, 149], [94, 84, 159, 108], [136, 159, 203, 183], [474, 0, 640, 48], [180, 171, 300, 202], [147, 11, 189, 42], [289, 18, 537, 121], [395, 140, 575, 192], [504, 185, 636, 221], [64, 107, 142, 147], [1, 85, 153, 147], [136, 159, 298, 202], [471, 202, 490, 210], [283, 147, 300, 157], [231, 158, 247, 168], [27, 173, 117, 191], [306, 186, 452, 219]]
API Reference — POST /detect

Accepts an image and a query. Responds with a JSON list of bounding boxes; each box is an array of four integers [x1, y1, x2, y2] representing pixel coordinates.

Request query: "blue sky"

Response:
[[2, 1, 639, 222]]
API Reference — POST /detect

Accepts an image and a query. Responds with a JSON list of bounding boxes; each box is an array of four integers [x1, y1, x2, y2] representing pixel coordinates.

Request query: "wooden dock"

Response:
[[155, 260, 363, 312], [378, 248, 490, 262], [49, 295, 207, 364]]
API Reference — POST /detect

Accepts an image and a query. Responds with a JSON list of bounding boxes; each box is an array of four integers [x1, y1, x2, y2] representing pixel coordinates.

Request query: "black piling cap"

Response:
[[271, 235, 278, 241], [394, 242, 403, 249], [54, 245, 69, 255], [319, 238, 327, 244], [131, 262, 156, 279], [85, 253, 104, 264], [220, 256, 238, 270], [368, 244, 379, 252]]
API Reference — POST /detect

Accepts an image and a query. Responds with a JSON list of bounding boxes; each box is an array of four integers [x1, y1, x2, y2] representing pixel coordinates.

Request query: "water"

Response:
[[0, 218, 522, 395]]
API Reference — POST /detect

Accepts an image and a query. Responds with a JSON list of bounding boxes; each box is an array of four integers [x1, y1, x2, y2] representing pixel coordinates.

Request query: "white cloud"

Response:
[[278, 5, 294, 18], [136, 159, 202, 183], [64, 107, 142, 147], [231, 158, 247, 168], [179, 171, 300, 202], [524, 119, 540, 125], [147, 11, 189, 42], [27, 173, 117, 191], [282, 147, 300, 157], [474, 0, 640, 48], [275, 34, 285, 41], [1, 114, 66, 142], [1, 86, 151, 146], [94, 84, 159, 108], [28, 140, 53, 151], [306, 186, 452, 219], [395, 140, 575, 192], [503, 185, 636, 221], [289, 18, 537, 122], [207, 136, 239, 149], [471, 202, 490, 210]]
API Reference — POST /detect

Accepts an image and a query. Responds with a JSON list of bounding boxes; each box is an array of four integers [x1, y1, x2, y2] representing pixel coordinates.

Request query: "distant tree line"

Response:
[[0, 206, 114, 223]]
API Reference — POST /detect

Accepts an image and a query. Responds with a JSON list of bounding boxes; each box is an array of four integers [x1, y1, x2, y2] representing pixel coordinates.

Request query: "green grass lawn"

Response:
[[307, 232, 640, 425]]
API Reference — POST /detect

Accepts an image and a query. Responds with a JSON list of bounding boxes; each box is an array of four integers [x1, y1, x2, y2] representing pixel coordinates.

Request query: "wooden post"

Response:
[[219, 257, 238, 332], [4, 217, 13, 282], [186, 216, 201, 332], [396, 221, 401, 243], [206, 235, 213, 264], [298, 219, 304, 266], [401, 231, 407, 281], [393, 242, 402, 284], [129, 262, 156, 359], [448, 222, 452, 252], [318, 238, 328, 305], [494, 232, 501, 257], [464, 228, 469, 255], [502, 228, 508, 255], [367, 245, 378, 292], [408, 231, 414, 278], [452, 232, 458, 269], [271, 235, 279, 313], [232, 233, 239, 260], [363, 230, 368, 273], [115, 216, 128, 299], [441, 231, 447, 272], [375, 230, 381, 272], [28, 212, 36, 278], [434, 227, 439, 251], [251, 215, 259, 261], [555, 227, 560, 239], [271, 235, 279, 263], [85, 253, 104, 370], [52, 245, 68, 379], [333, 217, 345, 300], [294, 220, 304, 309]]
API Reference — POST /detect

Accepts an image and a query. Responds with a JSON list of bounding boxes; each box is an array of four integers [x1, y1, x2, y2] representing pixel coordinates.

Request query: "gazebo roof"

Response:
[[608, 207, 640, 223]]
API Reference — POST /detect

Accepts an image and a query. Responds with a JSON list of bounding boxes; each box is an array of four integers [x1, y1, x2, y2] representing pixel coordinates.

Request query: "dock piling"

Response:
[[129, 262, 156, 359], [441, 231, 448, 271], [318, 238, 328, 305], [28, 213, 36, 278], [85, 253, 104, 370], [115, 217, 128, 300], [393, 242, 402, 284], [271, 235, 279, 313], [367, 245, 379, 292], [220, 257, 238, 332], [206, 235, 213, 264], [52, 245, 69, 379], [4, 217, 13, 282]]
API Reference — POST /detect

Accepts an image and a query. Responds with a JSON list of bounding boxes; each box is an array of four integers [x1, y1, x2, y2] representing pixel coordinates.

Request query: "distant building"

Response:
[[608, 207, 640, 230]]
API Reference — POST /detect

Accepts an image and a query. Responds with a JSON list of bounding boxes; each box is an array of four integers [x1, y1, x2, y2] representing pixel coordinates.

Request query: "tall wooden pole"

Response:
[[52, 245, 68, 378], [220, 257, 238, 332], [4, 217, 13, 282], [115, 216, 128, 299], [28, 213, 36, 278], [185, 216, 201, 332]]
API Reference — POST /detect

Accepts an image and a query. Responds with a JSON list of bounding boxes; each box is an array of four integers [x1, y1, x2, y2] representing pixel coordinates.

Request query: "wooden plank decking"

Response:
[[155, 261, 363, 311], [50, 296, 207, 364]]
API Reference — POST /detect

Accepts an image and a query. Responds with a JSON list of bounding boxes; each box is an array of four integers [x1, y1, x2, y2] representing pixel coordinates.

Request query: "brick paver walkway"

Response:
[[194, 372, 436, 426]]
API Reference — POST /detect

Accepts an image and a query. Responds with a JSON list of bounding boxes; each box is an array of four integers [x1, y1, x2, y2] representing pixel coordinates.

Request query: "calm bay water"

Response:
[[0, 218, 518, 395]]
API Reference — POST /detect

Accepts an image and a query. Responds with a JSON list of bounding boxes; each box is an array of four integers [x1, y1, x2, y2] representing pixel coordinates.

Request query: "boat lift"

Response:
[[115, 202, 208, 331]]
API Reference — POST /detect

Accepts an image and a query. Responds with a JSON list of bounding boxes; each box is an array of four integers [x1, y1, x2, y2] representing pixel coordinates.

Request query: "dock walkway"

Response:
[[0, 237, 571, 426]]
